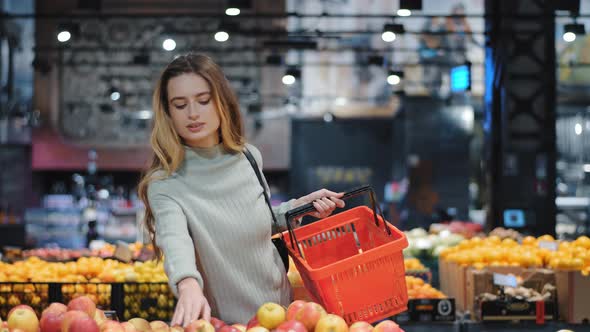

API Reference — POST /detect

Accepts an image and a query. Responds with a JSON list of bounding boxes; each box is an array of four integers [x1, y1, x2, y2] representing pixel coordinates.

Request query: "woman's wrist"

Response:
[[177, 277, 199, 292]]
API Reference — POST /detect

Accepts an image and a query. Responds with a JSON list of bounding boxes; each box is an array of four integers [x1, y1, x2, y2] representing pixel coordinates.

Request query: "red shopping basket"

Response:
[[282, 185, 408, 324]]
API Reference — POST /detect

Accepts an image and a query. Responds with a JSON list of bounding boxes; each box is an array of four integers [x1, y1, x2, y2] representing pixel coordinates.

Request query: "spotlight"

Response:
[[56, 23, 79, 43], [575, 122, 583, 135], [162, 38, 176, 51], [387, 70, 404, 85], [382, 24, 404, 42], [323, 112, 334, 123], [564, 23, 585, 42], [226, 0, 251, 16], [109, 87, 121, 101], [215, 31, 230, 42], [397, 9, 411, 16], [282, 67, 300, 85]]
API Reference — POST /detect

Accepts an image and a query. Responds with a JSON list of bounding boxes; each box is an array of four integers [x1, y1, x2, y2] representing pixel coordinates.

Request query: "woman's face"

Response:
[[167, 73, 221, 148]]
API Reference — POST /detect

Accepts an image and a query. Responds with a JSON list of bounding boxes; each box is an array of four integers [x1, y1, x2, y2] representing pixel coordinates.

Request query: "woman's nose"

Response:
[[187, 103, 199, 120]]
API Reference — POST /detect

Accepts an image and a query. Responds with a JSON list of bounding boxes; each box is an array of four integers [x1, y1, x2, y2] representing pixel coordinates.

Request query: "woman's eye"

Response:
[[174, 104, 187, 109], [198, 99, 210, 105]]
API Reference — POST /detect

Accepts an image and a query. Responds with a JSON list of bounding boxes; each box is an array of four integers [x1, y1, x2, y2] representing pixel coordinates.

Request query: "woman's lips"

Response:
[[187, 123, 205, 132]]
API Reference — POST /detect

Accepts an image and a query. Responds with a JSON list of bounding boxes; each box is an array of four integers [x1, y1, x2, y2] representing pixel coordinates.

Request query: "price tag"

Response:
[[538, 241, 558, 251], [493, 273, 518, 288], [113, 241, 133, 263]]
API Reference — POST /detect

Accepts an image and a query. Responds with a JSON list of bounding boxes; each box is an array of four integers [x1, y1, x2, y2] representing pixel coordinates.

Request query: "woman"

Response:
[[137, 54, 345, 327]]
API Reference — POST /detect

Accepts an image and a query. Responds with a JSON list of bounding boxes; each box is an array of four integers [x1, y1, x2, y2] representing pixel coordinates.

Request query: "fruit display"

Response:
[[477, 283, 556, 303], [403, 228, 464, 259], [428, 221, 483, 239], [488, 227, 522, 242], [405, 276, 446, 299], [19, 242, 151, 262], [440, 235, 590, 275], [0, 296, 405, 332], [403, 258, 425, 271]]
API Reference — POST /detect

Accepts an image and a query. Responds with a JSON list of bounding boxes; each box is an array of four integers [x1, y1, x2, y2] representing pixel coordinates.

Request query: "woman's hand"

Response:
[[294, 189, 346, 218], [172, 277, 211, 327]]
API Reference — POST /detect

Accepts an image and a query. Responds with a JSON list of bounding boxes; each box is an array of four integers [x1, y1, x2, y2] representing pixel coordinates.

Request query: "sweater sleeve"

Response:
[[148, 184, 204, 297], [247, 144, 297, 231]]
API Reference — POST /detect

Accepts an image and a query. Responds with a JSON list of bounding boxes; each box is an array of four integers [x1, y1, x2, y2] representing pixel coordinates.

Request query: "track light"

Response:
[[382, 24, 404, 42], [109, 87, 121, 101], [215, 22, 239, 42], [162, 38, 176, 51], [399, 0, 422, 11], [226, 0, 251, 16], [215, 31, 230, 42], [282, 67, 300, 85], [387, 70, 404, 85], [57, 23, 79, 43], [564, 23, 585, 42]]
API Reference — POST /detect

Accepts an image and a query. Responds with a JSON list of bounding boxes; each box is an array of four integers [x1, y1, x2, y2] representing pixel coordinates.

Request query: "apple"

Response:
[[43, 303, 68, 317], [218, 326, 241, 332], [373, 320, 400, 332], [101, 320, 125, 332], [127, 318, 151, 332], [185, 320, 215, 332], [314, 315, 348, 332], [7, 304, 40, 332], [94, 310, 108, 326], [293, 302, 326, 332], [232, 325, 246, 332], [349, 321, 373, 332], [245, 327, 268, 332], [0, 321, 8, 332], [61, 311, 89, 332], [68, 315, 99, 332], [246, 316, 259, 329], [170, 326, 183, 332], [286, 301, 306, 321], [275, 320, 307, 332], [68, 296, 97, 318], [149, 321, 168, 331], [256, 302, 286, 330], [121, 322, 138, 332], [210, 318, 226, 332], [40, 311, 65, 332]]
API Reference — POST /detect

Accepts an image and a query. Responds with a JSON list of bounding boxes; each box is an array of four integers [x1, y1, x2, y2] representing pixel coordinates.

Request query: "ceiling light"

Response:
[[215, 31, 230, 42], [57, 31, 71, 42], [162, 38, 176, 51], [387, 70, 404, 85], [225, 7, 240, 16], [564, 23, 585, 42], [382, 23, 404, 42], [397, 9, 411, 17], [575, 122, 583, 135]]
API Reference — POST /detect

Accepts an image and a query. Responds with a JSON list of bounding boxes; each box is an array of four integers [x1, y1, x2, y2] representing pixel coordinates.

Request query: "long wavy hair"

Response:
[[138, 53, 245, 258]]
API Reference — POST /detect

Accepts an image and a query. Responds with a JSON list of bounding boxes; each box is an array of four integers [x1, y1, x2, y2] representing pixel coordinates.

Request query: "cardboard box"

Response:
[[555, 270, 590, 323]]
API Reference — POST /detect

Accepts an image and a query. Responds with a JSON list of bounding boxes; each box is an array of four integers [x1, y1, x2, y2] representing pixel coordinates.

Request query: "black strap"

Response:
[[243, 147, 279, 227]]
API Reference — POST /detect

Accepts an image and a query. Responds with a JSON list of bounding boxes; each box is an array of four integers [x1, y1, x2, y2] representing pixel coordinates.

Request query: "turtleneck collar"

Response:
[[184, 143, 225, 160]]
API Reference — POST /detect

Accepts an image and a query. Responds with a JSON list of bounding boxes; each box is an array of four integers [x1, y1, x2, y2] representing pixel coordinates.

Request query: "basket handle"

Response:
[[284, 185, 391, 256]]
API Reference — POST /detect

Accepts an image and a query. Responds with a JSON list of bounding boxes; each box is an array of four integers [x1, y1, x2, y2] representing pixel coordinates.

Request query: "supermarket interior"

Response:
[[1, 0, 590, 331]]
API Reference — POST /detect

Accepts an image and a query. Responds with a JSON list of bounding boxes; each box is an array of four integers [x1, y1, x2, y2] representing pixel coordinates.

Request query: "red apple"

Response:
[[120, 322, 138, 332], [218, 325, 241, 332], [42, 303, 68, 317], [210, 318, 226, 332], [275, 320, 307, 332], [245, 327, 268, 332], [67, 296, 97, 318], [170, 326, 183, 332], [314, 315, 348, 332], [185, 320, 215, 332], [246, 316, 259, 329], [61, 311, 89, 332], [256, 302, 286, 330], [7, 305, 40, 332], [68, 315, 99, 332], [349, 321, 373, 332], [373, 320, 400, 332], [100, 320, 125, 332], [232, 325, 246, 332], [286, 301, 306, 321], [40, 311, 65, 332], [293, 302, 326, 332]]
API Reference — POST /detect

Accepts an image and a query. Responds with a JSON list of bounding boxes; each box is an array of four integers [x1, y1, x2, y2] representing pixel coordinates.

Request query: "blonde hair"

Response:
[[138, 53, 245, 258]]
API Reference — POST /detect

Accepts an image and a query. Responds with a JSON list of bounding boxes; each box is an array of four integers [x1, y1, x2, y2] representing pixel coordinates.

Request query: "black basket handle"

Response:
[[284, 185, 391, 257]]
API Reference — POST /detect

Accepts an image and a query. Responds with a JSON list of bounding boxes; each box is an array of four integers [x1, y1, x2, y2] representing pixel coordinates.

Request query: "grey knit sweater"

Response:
[[147, 143, 294, 324]]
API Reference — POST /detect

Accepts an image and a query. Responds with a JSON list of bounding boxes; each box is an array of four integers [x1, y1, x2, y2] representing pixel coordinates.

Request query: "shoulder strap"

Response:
[[243, 147, 279, 226]]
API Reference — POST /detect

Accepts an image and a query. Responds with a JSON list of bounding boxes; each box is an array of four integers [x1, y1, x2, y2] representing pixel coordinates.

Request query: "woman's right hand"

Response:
[[171, 277, 211, 327]]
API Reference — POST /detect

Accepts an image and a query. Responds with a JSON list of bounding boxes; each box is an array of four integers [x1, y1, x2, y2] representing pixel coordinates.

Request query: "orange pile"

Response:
[[404, 258, 426, 270], [405, 276, 446, 299], [440, 235, 590, 276]]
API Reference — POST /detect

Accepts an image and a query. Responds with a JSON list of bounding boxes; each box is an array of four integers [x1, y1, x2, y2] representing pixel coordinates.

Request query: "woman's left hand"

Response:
[[293, 189, 346, 219]]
